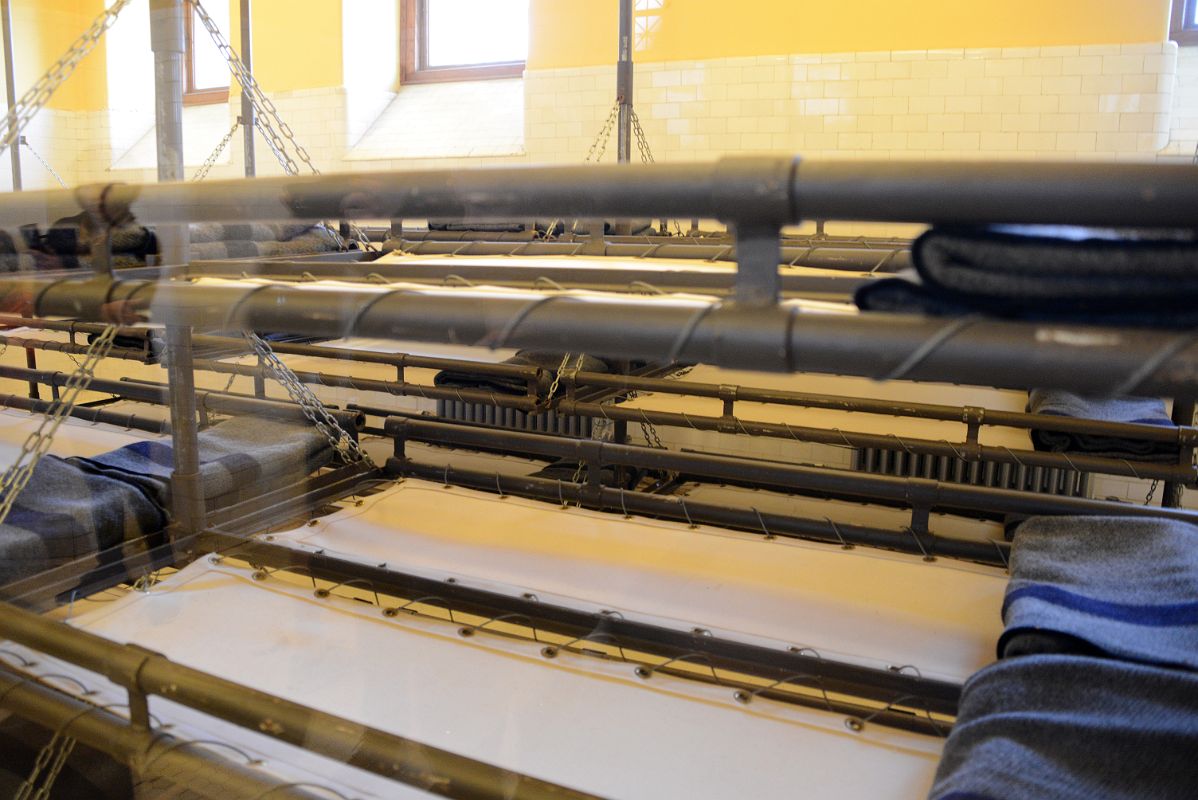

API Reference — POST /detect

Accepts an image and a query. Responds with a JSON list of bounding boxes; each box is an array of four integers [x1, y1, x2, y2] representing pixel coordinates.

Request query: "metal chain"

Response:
[[190, 1, 374, 249], [629, 108, 683, 235], [629, 108, 653, 165], [546, 103, 621, 237], [586, 102, 621, 165], [0, 0, 132, 159], [244, 332, 376, 467], [28, 735, 77, 800], [19, 137, 67, 188], [545, 353, 583, 401], [640, 420, 666, 449], [1144, 479, 1160, 506], [189, 0, 317, 177], [0, 325, 118, 527], [14, 734, 59, 800], [192, 118, 242, 182]]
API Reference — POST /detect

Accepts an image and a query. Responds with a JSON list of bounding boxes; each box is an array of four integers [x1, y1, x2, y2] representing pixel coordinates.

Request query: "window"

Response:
[[185, 1, 231, 105], [1172, 0, 1198, 45], [401, 0, 528, 84]]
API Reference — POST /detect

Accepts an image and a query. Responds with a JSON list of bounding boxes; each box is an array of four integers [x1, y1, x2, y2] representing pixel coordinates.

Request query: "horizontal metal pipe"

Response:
[[384, 417, 1198, 523], [0, 392, 170, 434], [400, 230, 914, 249], [0, 157, 798, 228], [0, 364, 365, 431], [0, 332, 151, 363], [556, 399, 1195, 484], [203, 531, 961, 722], [192, 359, 542, 412], [0, 604, 600, 800], [23, 277, 1198, 395], [793, 160, 1198, 227], [183, 260, 869, 299], [1, 158, 1195, 228], [394, 458, 1008, 566], [565, 371, 1196, 444], [392, 239, 911, 273], [0, 669, 328, 800], [0, 316, 546, 383]]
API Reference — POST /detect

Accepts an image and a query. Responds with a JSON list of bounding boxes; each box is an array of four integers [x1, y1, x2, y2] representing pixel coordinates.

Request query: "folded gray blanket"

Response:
[[188, 223, 328, 244], [1000, 516, 1198, 670], [855, 226, 1198, 327], [929, 654, 1198, 800], [0, 455, 166, 586], [72, 416, 334, 509], [0, 417, 334, 587], [1027, 389, 1177, 461]]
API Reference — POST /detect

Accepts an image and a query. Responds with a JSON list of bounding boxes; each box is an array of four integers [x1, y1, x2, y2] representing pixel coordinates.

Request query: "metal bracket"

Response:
[[732, 222, 782, 306]]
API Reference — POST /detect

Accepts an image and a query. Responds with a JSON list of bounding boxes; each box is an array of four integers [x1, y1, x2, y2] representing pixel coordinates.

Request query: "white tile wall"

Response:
[[525, 42, 1181, 163]]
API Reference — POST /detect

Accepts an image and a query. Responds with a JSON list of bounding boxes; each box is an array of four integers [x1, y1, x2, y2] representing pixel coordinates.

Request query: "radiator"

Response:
[[436, 399, 594, 438], [854, 447, 1090, 497]]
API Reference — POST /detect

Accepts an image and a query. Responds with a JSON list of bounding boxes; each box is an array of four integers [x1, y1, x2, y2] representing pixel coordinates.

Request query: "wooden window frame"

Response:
[[1172, 0, 1198, 46], [184, 7, 230, 106], [400, 0, 526, 85]]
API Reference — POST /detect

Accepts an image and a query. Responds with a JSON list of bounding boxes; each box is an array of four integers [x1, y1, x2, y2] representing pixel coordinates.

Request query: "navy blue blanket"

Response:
[[856, 225, 1198, 328]]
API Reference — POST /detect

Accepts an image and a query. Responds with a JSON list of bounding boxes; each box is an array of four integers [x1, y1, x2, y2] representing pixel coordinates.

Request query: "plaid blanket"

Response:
[[72, 416, 334, 510], [0, 417, 334, 587], [0, 455, 166, 586]]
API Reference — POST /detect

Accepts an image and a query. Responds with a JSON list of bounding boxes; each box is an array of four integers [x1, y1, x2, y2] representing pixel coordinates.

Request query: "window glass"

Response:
[[191, 3, 231, 91], [425, 0, 529, 68]]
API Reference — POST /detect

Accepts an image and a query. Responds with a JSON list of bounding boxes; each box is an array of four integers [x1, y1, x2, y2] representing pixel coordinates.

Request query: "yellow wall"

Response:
[[234, 0, 344, 92], [10, 0, 108, 112], [529, 0, 1173, 69]]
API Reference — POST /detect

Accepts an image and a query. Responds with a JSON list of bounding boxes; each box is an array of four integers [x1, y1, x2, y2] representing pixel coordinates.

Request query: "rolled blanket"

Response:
[[188, 222, 325, 244], [71, 416, 334, 510], [855, 225, 1198, 327], [1000, 516, 1198, 670], [929, 654, 1198, 800], [434, 351, 613, 397], [0, 455, 167, 586], [1027, 389, 1178, 461], [188, 230, 342, 261]]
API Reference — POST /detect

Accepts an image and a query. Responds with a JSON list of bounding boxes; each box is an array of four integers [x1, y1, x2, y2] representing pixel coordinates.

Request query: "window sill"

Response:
[[347, 78, 525, 161]]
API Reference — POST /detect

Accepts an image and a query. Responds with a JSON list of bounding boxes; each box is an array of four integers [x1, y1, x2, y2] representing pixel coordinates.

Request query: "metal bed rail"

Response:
[[2, 317, 1192, 491]]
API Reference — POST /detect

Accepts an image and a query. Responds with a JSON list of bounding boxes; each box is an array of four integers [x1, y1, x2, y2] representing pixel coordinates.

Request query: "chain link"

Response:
[[1144, 479, 1160, 506], [192, 118, 243, 182], [545, 353, 584, 401], [0, 0, 132, 160], [0, 326, 118, 527], [629, 108, 653, 165], [189, 0, 317, 177], [586, 102, 622, 165], [20, 137, 67, 188], [244, 332, 376, 467]]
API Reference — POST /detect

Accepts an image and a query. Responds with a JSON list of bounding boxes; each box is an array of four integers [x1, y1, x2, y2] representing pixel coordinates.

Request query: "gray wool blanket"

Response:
[[0, 417, 334, 587], [1027, 389, 1177, 461], [928, 654, 1198, 800], [999, 515, 1198, 670], [928, 515, 1198, 799], [0, 455, 166, 587], [71, 416, 334, 509]]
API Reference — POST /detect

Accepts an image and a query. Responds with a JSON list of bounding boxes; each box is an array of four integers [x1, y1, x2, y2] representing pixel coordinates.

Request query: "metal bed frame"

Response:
[[1, 157, 1198, 797]]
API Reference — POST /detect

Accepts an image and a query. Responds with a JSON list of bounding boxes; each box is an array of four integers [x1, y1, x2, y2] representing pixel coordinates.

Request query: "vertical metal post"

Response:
[[150, 0, 190, 265], [610, 0, 634, 237], [1, 0, 20, 192], [239, 0, 255, 177], [1163, 396, 1195, 508], [165, 325, 206, 537], [616, 0, 633, 165]]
